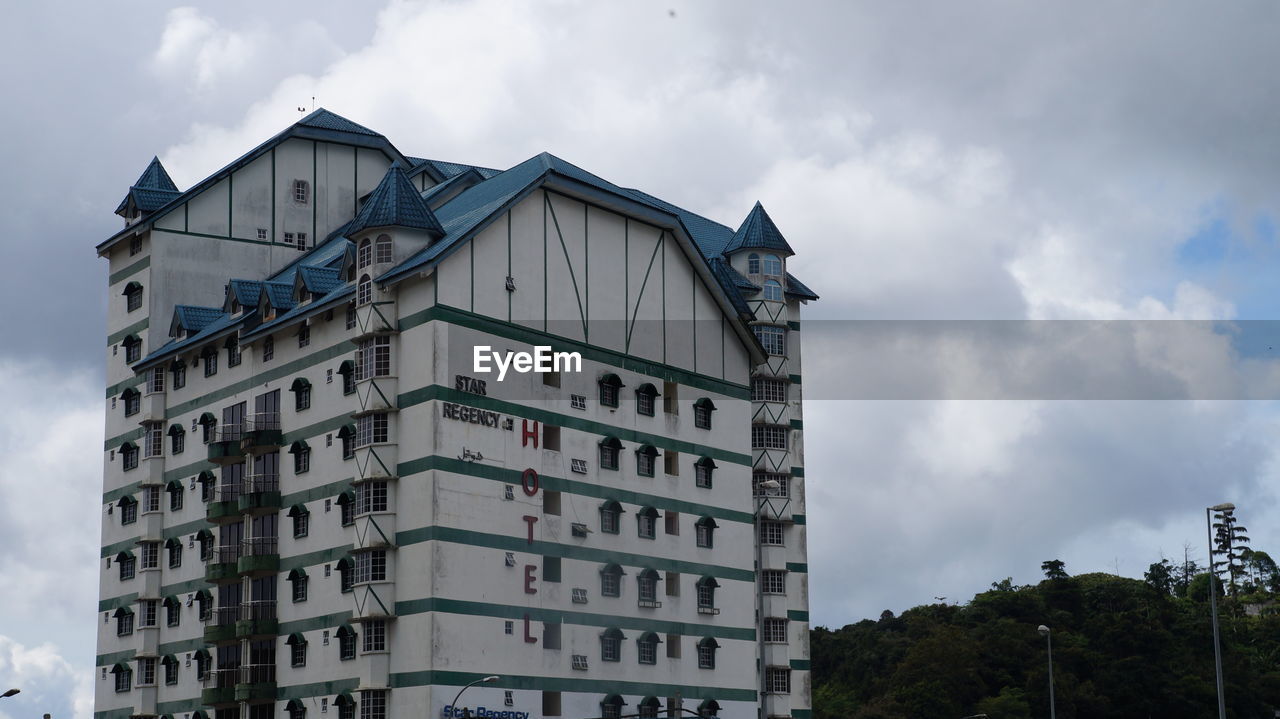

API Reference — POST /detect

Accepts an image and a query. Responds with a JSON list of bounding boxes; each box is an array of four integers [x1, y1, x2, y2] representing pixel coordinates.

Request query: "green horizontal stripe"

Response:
[[157, 227, 276, 246], [99, 593, 137, 613], [401, 304, 750, 399], [791, 467, 803, 478], [792, 514, 805, 525], [396, 597, 755, 642], [109, 255, 150, 286], [793, 710, 813, 718], [399, 385, 751, 467], [107, 317, 150, 347], [787, 610, 809, 622], [100, 516, 208, 557], [389, 669, 756, 702], [96, 649, 134, 666], [786, 563, 807, 574], [787, 321, 800, 331], [789, 419, 802, 430], [790, 659, 810, 670], [397, 525, 755, 583], [103, 426, 143, 453], [787, 374, 801, 385], [280, 610, 354, 635], [277, 677, 360, 701], [400, 454, 754, 524], [105, 374, 146, 401]]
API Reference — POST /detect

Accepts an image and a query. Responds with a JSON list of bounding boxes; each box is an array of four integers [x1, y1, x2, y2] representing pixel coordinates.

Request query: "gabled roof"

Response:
[[706, 258, 755, 316], [295, 109, 380, 136], [624, 188, 735, 258], [409, 157, 501, 181], [261, 281, 295, 311], [227, 280, 263, 309], [170, 305, 223, 337], [346, 163, 445, 237], [723, 201, 794, 255], [297, 266, 342, 296], [115, 157, 181, 216], [421, 168, 486, 211]]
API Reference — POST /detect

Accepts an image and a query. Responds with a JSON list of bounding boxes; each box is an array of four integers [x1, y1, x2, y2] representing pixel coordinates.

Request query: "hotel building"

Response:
[[93, 110, 817, 719]]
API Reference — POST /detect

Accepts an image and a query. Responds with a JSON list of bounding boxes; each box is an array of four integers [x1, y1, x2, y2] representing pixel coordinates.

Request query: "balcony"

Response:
[[241, 413, 282, 454], [237, 537, 279, 576], [235, 663, 277, 702], [235, 600, 278, 639], [205, 482, 242, 524], [205, 544, 241, 583], [203, 606, 238, 644], [238, 473, 281, 514], [201, 667, 238, 706], [207, 425, 245, 464]]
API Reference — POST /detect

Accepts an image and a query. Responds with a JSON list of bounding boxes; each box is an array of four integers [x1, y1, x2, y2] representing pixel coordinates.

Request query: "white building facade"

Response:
[[94, 111, 818, 719]]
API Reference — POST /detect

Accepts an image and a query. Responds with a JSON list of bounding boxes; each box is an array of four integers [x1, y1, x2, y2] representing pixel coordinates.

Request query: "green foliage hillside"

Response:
[[812, 562, 1280, 718]]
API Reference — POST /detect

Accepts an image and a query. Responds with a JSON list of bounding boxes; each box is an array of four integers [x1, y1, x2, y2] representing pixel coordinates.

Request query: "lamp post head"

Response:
[[1210, 502, 1236, 512], [481, 675, 499, 683], [1038, 625, 1050, 636], [0, 688, 18, 698]]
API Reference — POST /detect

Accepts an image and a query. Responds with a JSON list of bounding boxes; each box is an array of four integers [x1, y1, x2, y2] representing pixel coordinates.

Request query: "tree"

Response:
[[1212, 506, 1251, 596], [1041, 559, 1069, 581], [1145, 559, 1174, 596]]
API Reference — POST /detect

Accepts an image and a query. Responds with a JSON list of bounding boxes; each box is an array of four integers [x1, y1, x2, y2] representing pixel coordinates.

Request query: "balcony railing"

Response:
[[239, 663, 276, 685], [210, 667, 238, 689], [214, 424, 244, 443], [242, 537, 278, 557], [241, 600, 277, 622], [212, 605, 238, 627], [245, 413, 281, 432], [243, 474, 279, 494], [213, 545, 243, 564], [214, 482, 242, 503]]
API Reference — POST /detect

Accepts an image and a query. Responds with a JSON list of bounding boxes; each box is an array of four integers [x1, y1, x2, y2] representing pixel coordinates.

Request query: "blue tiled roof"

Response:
[[296, 109, 381, 137], [347, 164, 445, 237], [229, 280, 263, 308], [135, 156, 179, 191], [262, 281, 295, 311], [418, 158, 501, 180], [115, 157, 181, 215], [421, 169, 483, 208], [298, 266, 342, 295], [173, 305, 223, 334], [138, 311, 241, 368], [624, 188, 735, 258], [241, 284, 354, 342], [724, 202, 794, 255], [707, 259, 754, 316], [785, 272, 819, 300]]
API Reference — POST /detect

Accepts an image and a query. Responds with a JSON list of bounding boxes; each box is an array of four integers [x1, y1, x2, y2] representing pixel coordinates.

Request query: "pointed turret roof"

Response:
[[723, 201, 794, 256], [115, 156, 181, 216], [347, 163, 445, 237]]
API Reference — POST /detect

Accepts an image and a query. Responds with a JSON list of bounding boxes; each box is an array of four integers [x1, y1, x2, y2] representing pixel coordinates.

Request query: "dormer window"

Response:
[[763, 254, 783, 276], [293, 180, 310, 204], [375, 235, 393, 264], [747, 253, 760, 275]]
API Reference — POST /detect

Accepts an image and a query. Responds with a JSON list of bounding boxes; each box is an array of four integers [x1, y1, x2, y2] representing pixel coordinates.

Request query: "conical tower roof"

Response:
[[347, 163, 445, 237], [723, 201, 793, 256]]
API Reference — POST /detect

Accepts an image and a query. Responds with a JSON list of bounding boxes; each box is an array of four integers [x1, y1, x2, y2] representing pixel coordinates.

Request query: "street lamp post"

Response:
[[1037, 625, 1056, 719], [0, 689, 18, 698], [1207, 502, 1234, 719], [449, 675, 499, 719]]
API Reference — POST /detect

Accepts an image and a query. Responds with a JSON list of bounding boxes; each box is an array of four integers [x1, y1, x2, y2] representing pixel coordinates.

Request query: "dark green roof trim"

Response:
[[399, 304, 749, 398], [108, 255, 150, 286], [107, 317, 149, 347]]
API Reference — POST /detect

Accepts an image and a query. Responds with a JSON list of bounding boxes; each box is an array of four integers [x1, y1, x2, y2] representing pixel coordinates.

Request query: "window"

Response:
[[761, 570, 787, 594], [600, 629, 623, 662], [753, 325, 786, 356], [599, 501, 621, 535], [291, 573, 309, 602], [340, 427, 355, 459], [763, 279, 784, 301], [375, 235, 393, 264], [139, 599, 157, 627], [123, 335, 141, 363], [752, 424, 788, 450], [198, 472, 216, 502], [298, 324, 310, 348], [167, 540, 182, 569], [754, 473, 789, 497], [544, 490, 561, 515], [636, 384, 658, 416], [198, 532, 214, 562], [543, 424, 561, 451], [129, 237, 143, 256], [600, 564, 623, 597], [169, 425, 185, 455], [257, 228, 268, 241], [663, 381, 679, 414], [696, 577, 717, 613], [695, 517, 716, 548], [693, 398, 715, 429], [149, 367, 165, 393], [353, 550, 387, 584], [163, 656, 178, 685], [140, 542, 159, 570], [165, 598, 181, 627], [337, 557, 354, 590], [601, 695, 624, 719], [196, 592, 212, 621], [356, 336, 391, 380], [599, 437, 621, 471], [346, 301, 357, 330], [357, 274, 372, 306], [637, 633, 659, 665], [666, 635, 681, 658], [665, 571, 680, 597], [227, 338, 242, 367], [664, 511, 681, 537], [339, 362, 356, 395], [143, 485, 161, 512], [760, 521, 785, 546], [168, 481, 183, 511], [543, 370, 561, 388], [293, 179, 309, 204], [598, 374, 622, 407], [117, 551, 136, 581], [294, 445, 311, 474], [544, 556, 561, 583], [697, 638, 718, 669], [171, 361, 186, 389], [122, 389, 140, 417], [121, 442, 139, 471], [200, 415, 216, 443], [764, 617, 788, 643], [636, 445, 657, 477], [115, 608, 134, 636], [289, 505, 309, 537], [263, 335, 274, 362], [765, 667, 791, 694], [748, 253, 760, 274], [752, 378, 787, 403], [638, 698, 660, 719], [637, 507, 657, 539], [695, 457, 715, 489], [118, 496, 137, 524], [763, 254, 783, 275], [571, 393, 587, 410], [338, 626, 357, 660], [543, 619, 562, 649], [297, 232, 308, 250], [358, 239, 372, 269], [113, 665, 132, 693], [293, 379, 312, 412], [361, 689, 388, 719], [290, 637, 308, 667], [362, 619, 387, 652], [637, 570, 659, 606], [144, 424, 163, 459], [125, 283, 143, 312], [356, 413, 388, 447]]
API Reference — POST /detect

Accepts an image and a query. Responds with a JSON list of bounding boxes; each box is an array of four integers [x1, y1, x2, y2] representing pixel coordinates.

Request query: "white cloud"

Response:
[[0, 635, 94, 719]]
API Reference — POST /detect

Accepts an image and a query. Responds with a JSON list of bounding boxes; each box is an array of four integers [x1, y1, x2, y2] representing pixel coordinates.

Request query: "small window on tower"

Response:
[[293, 180, 310, 204]]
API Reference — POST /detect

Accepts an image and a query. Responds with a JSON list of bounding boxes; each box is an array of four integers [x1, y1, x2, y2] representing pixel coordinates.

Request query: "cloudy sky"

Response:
[[6, 1, 1280, 715]]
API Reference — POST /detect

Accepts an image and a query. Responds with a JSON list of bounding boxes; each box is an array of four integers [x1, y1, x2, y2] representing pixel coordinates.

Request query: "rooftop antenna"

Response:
[[297, 105, 306, 115], [312, 96, 316, 111]]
